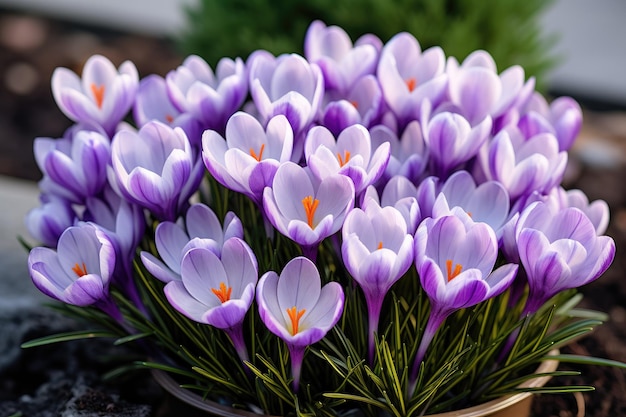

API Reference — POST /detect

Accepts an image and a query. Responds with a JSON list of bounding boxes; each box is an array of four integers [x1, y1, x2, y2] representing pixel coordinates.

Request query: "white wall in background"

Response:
[[1, 0, 624, 105]]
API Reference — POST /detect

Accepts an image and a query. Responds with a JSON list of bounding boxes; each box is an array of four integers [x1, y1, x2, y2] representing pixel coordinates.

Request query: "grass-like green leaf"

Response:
[[21, 330, 118, 348]]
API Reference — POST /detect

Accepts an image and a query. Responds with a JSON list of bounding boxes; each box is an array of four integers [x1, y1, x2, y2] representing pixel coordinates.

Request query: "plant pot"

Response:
[[152, 349, 559, 417]]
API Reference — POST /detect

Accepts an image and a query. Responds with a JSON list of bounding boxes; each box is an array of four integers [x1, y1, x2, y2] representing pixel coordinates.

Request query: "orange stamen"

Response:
[[90, 83, 105, 108], [377, 241, 383, 250], [72, 262, 88, 277], [302, 195, 320, 228], [406, 77, 417, 92], [211, 282, 233, 303], [446, 259, 463, 282], [337, 150, 351, 167], [286, 306, 306, 335], [250, 143, 266, 161], [349, 100, 359, 109], [165, 114, 174, 123]]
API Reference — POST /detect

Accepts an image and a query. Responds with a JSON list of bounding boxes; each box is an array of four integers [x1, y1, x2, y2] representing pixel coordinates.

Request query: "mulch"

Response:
[[1, 9, 625, 417]]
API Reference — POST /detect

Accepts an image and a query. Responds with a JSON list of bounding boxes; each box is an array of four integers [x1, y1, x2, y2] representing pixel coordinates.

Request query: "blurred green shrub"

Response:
[[178, 0, 556, 83]]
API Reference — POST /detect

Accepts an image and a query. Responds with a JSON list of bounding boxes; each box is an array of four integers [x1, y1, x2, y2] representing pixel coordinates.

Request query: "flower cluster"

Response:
[[26, 20, 615, 415]]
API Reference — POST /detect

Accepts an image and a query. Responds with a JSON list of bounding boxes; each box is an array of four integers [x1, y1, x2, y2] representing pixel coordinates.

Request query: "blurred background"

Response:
[[0, 1, 624, 416]]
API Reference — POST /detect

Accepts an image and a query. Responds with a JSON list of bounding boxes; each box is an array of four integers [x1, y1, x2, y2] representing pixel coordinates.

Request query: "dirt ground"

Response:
[[1, 9, 625, 417]]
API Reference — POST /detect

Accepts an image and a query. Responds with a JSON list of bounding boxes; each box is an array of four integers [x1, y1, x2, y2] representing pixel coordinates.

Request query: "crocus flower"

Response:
[[562, 188, 610, 235], [25, 194, 76, 248], [133, 74, 203, 147], [361, 176, 421, 235], [484, 128, 567, 201], [263, 162, 355, 259], [141, 203, 243, 283], [111, 121, 204, 221], [431, 170, 510, 237], [28, 223, 122, 321], [248, 52, 324, 137], [377, 32, 447, 128], [202, 112, 294, 205], [305, 124, 390, 195], [164, 238, 258, 363], [34, 129, 110, 204], [342, 201, 413, 361], [411, 214, 518, 391], [422, 110, 492, 179], [166, 55, 247, 133], [515, 201, 615, 315], [256, 256, 344, 391], [51, 54, 138, 136], [304, 20, 379, 94]]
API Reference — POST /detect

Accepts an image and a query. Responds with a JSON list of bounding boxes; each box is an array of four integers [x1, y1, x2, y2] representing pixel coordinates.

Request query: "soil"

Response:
[[1, 9, 625, 417]]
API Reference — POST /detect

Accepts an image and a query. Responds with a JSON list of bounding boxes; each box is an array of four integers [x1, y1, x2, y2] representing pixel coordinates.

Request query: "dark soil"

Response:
[[1, 9, 625, 417]]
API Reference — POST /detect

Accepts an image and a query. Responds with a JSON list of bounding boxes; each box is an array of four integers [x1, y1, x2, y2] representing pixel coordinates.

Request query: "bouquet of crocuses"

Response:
[[24, 20, 618, 416]]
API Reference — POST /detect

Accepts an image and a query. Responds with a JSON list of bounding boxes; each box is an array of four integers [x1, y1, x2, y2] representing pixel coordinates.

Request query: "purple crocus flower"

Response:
[[51, 54, 138, 136], [248, 52, 324, 137], [484, 128, 567, 201], [370, 121, 428, 185], [377, 32, 447, 128], [304, 20, 379, 94], [431, 170, 510, 237], [411, 214, 518, 391], [164, 238, 258, 363], [133, 74, 203, 147], [34, 129, 110, 204], [141, 203, 243, 283], [25, 194, 76, 248], [28, 223, 122, 321], [305, 124, 390, 195], [342, 201, 413, 361], [515, 201, 615, 315], [256, 256, 344, 391], [562, 188, 610, 235], [166, 55, 247, 134], [422, 110, 492, 179], [111, 121, 204, 221], [202, 112, 294, 205], [362, 176, 421, 235], [263, 162, 355, 259]]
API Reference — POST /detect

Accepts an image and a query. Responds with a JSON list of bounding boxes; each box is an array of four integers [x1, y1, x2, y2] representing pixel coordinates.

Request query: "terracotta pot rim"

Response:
[[152, 348, 560, 417]]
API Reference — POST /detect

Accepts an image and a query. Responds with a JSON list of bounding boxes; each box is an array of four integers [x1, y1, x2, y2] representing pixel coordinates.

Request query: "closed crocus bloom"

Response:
[[370, 121, 428, 185], [263, 162, 354, 259], [431, 170, 510, 237], [410, 214, 518, 391], [141, 203, 243, 283], [305, 124, 390, 195], [133, 75, 203, 147], [422, 110, 492, 179], [342, 201, 413, 360], [248, 52, 324, 136], [34, 130, 110, 204], [202, 112, 294, 205], [111, 121, 204, 221], [361, 176, 421, 236], [304, 20, 379, 94], [164, 239, 258, 362], [28, 223, 120, 318], [515, 201, 615, 315], [256, 256, 344, 391], [25, 195, 76, 248], [166, 55, 247, 134], [485, 128, 567, 201], [51, 54, 138, 136], [377, 32, 447, 128], [563, 188, 610, 235]]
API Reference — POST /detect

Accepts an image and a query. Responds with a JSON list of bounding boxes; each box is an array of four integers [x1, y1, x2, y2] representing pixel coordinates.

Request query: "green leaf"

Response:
[[113, 332, 153, 345], [548, 354, 626, 369], [21, 330, 118, 348]]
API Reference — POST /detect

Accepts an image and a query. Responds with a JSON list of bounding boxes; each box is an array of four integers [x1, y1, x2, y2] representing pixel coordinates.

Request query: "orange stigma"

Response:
[[302, 195, 320, 228], [165, 114, 174, 123], [349, 100, 359, 108], [72, 262, 88, 277], [250, 144, 266, 161], [90, 83, 105, 108], [446, 260, 463, 282], [211, 282, 232, 303], [286, 306, 306, 335], [377, 241, 383, 250], [337, 150, 351, 167], [406, 77, 417, 92]]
